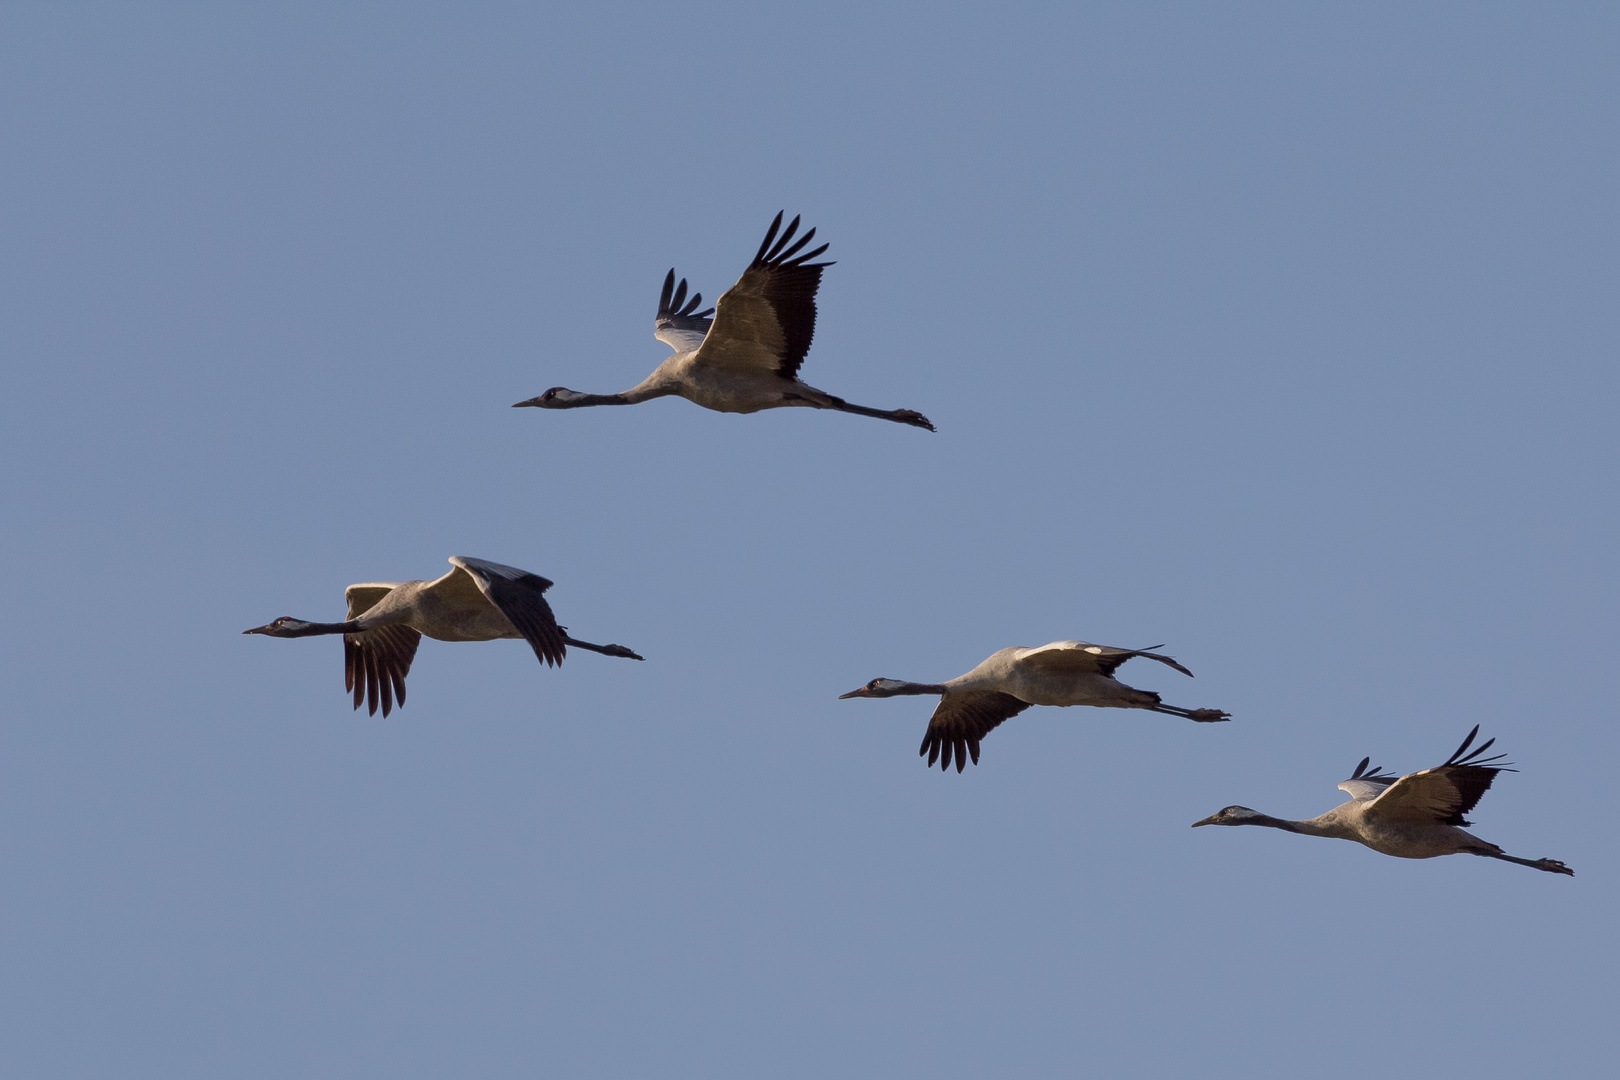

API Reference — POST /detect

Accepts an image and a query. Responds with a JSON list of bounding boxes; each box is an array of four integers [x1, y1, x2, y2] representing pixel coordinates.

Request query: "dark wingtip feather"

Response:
[[775, 226, 816, 262], [765, 215, 802, 262], [785, 242, 831, 267], [1447, 725, 1481, 765], [364, 650, 380, 716], [754, 211, 785, 263]]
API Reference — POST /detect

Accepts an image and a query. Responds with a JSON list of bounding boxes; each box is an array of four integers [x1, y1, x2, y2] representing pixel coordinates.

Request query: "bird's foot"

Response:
[[1189, 708, 1232, 723], [602, 643, 645, 661], [1536, 859, 1574, 876], [894, 410, 936, 432]]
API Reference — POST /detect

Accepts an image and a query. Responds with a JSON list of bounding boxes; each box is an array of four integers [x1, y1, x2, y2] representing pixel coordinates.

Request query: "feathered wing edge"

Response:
[[656, 269, 715, 333], [1355, 725, 1519, 826], [1432, 724, 1516, 825], [920, 691, 1032, 774], [449, 558, 569, 669], [344, 625, 423, 717], [743, 211, 834, 380]]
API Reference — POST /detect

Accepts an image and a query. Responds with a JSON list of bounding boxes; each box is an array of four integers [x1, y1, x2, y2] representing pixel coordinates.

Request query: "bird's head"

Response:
[[1191, 805, 1265, 828], [241, 621, 327, 637], [243, 616, 317, 638], [512, 387, 586, 409], [838, 678, 912, 700]]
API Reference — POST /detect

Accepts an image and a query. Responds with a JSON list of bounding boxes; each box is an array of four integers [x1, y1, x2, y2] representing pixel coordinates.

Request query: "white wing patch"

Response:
[[1338, 778, 1395, 802], [654, 326, 709, 355], [1018, 641, 1093, 659]]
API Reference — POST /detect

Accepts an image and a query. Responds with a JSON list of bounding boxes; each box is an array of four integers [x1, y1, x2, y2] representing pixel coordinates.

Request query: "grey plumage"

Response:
[[1193, 726, 1574, 876], [513, 212, 935, 430], [839, 640, 1231, 772], [244, 556, 643, 716]]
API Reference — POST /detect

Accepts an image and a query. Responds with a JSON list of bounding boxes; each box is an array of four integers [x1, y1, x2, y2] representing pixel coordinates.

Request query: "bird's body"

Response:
[[513, 212, 934, 430], [944, 645, 1168, 708], [1193, 726, 1573, 875], [244, 556, 643, 716], [604, 351, 826, 415], [840, 640, 1231, 772]]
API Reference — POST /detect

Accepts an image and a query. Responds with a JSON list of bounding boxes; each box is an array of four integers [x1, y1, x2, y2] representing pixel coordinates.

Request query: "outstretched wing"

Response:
[[1362, 726, 1516, 826], [920, 691, 1032, 773], [693, 212, 833, 380], [653, 269, 714, 354], [344, 583, 398, 621], [1015, 641, 1195, 679], [1337, 754, 1399, 802], [341, 582, 420, 718], [344, 624, 422, 718], [447, 556, 567, 668]]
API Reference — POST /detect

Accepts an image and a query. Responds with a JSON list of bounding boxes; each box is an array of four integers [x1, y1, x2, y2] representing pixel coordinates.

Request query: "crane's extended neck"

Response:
[[512, 388, 631, 409], [839, 679, 951, 699], [1191, 807, 1338, 837], [243, 617, 362, 638]]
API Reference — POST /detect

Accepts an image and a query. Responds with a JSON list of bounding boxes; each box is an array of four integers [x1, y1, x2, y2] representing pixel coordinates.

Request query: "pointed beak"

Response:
[[511, 397, 542, 408], [243, 624, 272, 635], [1191, 815, 1220, 828], [838, 687, 871, 699]]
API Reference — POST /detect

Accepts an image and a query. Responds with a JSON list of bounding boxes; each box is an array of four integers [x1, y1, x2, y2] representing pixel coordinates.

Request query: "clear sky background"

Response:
[[2, 4, 1616, 1077]]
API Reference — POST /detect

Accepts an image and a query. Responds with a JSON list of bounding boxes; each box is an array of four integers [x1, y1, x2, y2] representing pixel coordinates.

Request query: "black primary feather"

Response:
[[1432, 726, 1517, 826], [918, 691, 1032, 773], [1350, 755, 1396, 782], [344, 625, 422, 717], [747, 212, 834, 381], [655, 268, 715, 335], [479, 572, 567, 668]]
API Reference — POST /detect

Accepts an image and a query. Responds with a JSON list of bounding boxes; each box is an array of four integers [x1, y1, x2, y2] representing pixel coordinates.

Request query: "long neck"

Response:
[[621, 373, 681, 404], [1244, 813, 1337, 838], [886, 682, 951, 696], [282, 619, 362, 638]]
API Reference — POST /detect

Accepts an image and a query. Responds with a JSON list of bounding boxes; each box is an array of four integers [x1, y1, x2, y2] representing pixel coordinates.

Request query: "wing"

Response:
[[1337, 754, 1398, 802], [1015, 641, 1195, 679], [920, 691, 1032, 773], [339, 582, 420, 717], [344, 624, 421, 718], [692, 212, 832, 380], [653, 268, 714, 354], [1362, 727, 1515, 826], [344, 583, 400, 621], [447, 556, 567, 668]]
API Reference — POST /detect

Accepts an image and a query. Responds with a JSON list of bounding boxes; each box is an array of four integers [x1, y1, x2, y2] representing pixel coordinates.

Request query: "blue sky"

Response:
[[1, 4, 1616, 1077]]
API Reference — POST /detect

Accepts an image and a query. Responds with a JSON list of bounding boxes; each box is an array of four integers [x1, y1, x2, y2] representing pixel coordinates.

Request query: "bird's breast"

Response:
[[675, 364, 794, 414], [1351, 817, 1466, 859], [1004, 670, 1153, 708]]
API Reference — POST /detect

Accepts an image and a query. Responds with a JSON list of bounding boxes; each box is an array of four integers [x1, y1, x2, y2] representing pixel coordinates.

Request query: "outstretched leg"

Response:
[[564, 635, 644, 661], [827, 398, 936, 431], [1150, 703, 1232, 722], [788, 388, 935, 431], [1479, 851, 1574, 875]]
